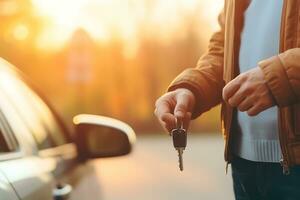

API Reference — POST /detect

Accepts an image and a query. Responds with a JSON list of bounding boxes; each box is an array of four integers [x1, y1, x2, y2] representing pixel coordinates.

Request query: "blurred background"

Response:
[[0, 0, 234, 199], [0, 0, 222, 133]]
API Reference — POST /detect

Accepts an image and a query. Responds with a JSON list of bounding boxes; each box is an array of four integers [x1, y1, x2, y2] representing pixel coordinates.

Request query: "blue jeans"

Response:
[[231, 156, 300, 200]]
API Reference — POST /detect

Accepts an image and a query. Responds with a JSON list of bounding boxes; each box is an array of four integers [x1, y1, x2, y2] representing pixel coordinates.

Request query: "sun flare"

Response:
[[32, 0, 223, 51]]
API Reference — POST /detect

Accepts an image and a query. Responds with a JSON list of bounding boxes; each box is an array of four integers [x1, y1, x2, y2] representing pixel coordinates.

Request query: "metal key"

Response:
[[171, 118, 187, 171]]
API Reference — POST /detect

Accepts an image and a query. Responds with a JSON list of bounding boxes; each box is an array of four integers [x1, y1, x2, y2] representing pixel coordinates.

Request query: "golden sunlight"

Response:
[[13, 24, 29, 41], [32, 0, 223, 52]]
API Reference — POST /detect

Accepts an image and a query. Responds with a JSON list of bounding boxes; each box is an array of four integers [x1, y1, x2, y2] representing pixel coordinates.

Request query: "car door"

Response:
[[0, 73, 55, 200], [0, 59, 102, 200], [14, 65, 103, 200], [0, 171, 19, 200]]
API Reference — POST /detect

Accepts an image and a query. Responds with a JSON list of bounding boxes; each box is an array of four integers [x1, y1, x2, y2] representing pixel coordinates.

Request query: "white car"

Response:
[[0, 58, 136, 200]]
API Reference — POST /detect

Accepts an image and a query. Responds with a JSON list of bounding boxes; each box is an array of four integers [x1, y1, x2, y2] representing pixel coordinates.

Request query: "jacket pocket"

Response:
[[293, 103, 300, 137]]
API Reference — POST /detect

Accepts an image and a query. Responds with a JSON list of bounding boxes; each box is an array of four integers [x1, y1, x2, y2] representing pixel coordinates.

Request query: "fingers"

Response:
[[158, 112, 191, 133], [160, 121, 172, 133], [223, 68, 276, 117], [174, 92, 191, 120], [223, 77, 242, 102], [235, 94, 274, 116], [161, 113, 175, 125], [161, 113, 176, 132], [154, 100, 172, 122], [155, 89, 194, 134], [246, 104, 265, 116], [232, 95, 264, 116], [228, 89, 246, 107], [237, 97, 253, 112], [154, 100, 175, 132], [183, 112, 192, 131], [246, 99, 273, 116], [174, 92, 193, 131]]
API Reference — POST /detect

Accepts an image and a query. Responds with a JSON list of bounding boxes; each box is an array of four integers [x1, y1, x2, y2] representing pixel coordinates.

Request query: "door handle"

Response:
[[53, 183, 72, 200]]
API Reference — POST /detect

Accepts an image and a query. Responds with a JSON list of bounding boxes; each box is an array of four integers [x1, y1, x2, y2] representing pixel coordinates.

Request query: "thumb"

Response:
[[174, 93, 190, 120]]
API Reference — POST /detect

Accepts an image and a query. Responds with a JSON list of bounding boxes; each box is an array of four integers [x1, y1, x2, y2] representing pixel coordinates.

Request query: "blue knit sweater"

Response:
[[232, 0, 283, 162]]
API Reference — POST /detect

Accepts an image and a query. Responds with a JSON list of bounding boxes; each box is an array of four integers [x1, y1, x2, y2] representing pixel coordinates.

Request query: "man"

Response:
[[154, 0, 300, 199]]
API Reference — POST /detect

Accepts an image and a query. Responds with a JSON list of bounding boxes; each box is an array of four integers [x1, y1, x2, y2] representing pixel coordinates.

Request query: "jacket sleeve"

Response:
[[168, 10, 225, 119], [259, 48, 300, 107]]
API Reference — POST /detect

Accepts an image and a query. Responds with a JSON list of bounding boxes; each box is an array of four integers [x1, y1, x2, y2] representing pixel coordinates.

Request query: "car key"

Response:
[[171, 118, 187, 171]]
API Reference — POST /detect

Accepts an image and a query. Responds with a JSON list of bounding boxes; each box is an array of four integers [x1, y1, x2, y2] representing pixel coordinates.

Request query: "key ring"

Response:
[[170, 117, 184, 134], [170, 117, 178, 136], [170, 117, 185, 136]]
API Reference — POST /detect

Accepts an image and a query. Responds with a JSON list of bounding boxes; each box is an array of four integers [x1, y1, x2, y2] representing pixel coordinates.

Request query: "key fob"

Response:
[[172, 128, 187, 149]]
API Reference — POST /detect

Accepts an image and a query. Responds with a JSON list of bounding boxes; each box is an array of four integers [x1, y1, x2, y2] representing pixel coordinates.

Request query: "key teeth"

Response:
[[177, 148, 184, 172]]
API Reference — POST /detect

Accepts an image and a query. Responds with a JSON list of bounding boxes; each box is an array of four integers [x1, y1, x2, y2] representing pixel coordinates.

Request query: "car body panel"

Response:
[[0, 170, 19, 200], [60, 162, 103, 200], [0, 156, 55, 200]]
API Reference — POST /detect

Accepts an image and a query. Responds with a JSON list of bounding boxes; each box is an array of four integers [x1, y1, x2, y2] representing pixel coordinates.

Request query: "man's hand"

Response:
[[223, 67, 275, 116], [154, 88, 195, 133]]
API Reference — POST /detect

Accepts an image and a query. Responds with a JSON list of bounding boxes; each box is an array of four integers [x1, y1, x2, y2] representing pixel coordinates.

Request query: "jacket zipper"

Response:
[[278, 111, 290, 175], [224, 0, 240, 174], [280, 158, 290, 175], [278, 0, 290, 175], [225, 108, 233, 175], [225, 0, 244, 173]]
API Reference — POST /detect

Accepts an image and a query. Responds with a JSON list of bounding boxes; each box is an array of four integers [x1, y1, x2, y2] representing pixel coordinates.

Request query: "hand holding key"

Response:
[[154, 88, 195, 133], [172, 118, 187, 171], [155, 88, 194, 171]]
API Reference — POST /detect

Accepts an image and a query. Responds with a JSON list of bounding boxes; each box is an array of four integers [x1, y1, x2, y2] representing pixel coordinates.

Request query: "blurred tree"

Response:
[[0, 0, 43, 66], [0, 0, 221, 134]]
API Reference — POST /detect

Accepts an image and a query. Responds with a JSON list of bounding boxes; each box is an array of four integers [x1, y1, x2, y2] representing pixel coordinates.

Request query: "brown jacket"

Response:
[[168, 0, 300, 171]]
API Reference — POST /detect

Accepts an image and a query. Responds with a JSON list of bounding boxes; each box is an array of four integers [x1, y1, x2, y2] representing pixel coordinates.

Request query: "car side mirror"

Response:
[[73, 114, 136, 160]]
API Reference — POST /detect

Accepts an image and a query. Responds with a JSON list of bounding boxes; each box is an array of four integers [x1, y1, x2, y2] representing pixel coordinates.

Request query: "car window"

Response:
[[0, 86, 38, 154], [22, 85, 68, 147], [0, 129, 8, 152], [0, 111, 18, 153], [0, 66, 68, 150]]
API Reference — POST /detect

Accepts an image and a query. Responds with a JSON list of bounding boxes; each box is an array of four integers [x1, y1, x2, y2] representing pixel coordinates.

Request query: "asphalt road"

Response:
[[91, 134, 235, 200]]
